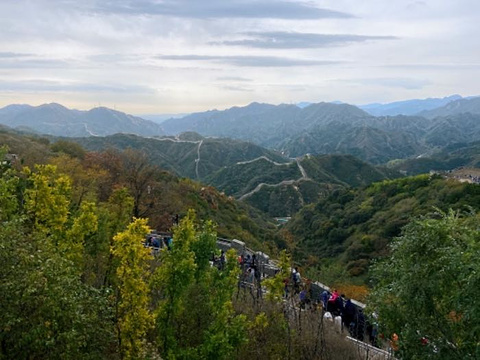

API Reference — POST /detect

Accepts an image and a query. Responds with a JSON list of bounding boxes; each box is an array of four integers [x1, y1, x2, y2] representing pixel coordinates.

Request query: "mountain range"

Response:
[[161, 97, 480, 164], [418, 96, 480, 118], [359, 94, 463, 116], [0, 103, 164, 137], [389, 140, 480, 175], [1, 95, 480, 169]]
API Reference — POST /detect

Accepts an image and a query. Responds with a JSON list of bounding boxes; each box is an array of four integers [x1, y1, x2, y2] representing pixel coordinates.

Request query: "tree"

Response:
[[50, 154, 108, 208], [119, 149, 158, 218], [152, 210, 198, 357], [51, 140, 86, 159], [111, 217, 153, 360], [0, 167, 114, 359], [369, 210, 480, 359], [23, 164, 71, 240], [0, 153, 18, 222], [152, 210, 247, 359], [0, 224, 115, 359], [94, 187, 135, 288], [65, 201, 98, 273]]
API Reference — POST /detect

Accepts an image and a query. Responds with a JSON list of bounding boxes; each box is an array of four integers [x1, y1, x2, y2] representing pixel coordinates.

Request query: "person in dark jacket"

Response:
[[321, 290, 330, 310], [334, 294, 344, 316], [355, 309, 366, 341], [343, 299, 356, 333]]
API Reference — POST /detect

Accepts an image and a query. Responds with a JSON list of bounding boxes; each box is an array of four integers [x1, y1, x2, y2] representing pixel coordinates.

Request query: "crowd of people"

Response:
[[237, 254, 263, 288], [321, 289, 378, 346], [145, 233, 382, 350], [282, 269, 379, 348]]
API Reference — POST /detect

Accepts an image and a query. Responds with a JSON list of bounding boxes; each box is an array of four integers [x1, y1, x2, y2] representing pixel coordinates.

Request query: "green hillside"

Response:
[[75, 133, 289, 180], [286, 175, 480, 279], [300, 154, 398, 187], [0, 126, 52, 167], [0, 130, 280, 252], [207, 153, 401, 216], [73, 132, 401, 216], [205, 158, 301, 197], [390, 140, 480, 175]]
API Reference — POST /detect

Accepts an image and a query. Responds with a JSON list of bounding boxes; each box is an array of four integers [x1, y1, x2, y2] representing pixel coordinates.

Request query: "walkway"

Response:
[[238, 156, 311, 201]]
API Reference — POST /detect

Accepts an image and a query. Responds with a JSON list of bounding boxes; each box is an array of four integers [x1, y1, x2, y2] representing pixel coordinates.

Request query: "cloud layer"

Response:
[[94, 0, 353, 19], [158, 54, 339, 67], [213, 32, 398, 49], [0, 0, 478, 113]]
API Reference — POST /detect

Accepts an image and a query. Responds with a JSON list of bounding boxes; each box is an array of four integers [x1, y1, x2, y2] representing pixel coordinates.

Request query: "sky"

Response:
[[0, 0, 479, 114]]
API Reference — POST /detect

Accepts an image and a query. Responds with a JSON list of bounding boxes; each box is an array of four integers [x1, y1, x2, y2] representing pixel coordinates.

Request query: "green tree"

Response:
[[24, 164, 71, 240], [65, 201, 98, 272], [369, 210, 480, 359], [92, 187, 135, 288], [0, 167, 18, 222], [152, 210, 247, 359], [111, 217, 153, 360], [0, 167, 114, 359], [0, 227, 114, 359], [152, 210, 198, 357], [51, 139, 86, 159]]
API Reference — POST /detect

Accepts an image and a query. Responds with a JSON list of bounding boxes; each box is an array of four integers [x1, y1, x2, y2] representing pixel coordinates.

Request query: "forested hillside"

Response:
[[286, 175, 480, 278], [75, 132, 289, 180], [0, 130, 280, 251], [390, 140, 480, 175], [207, 154, 400, 216], [73, 131, 400, 216]]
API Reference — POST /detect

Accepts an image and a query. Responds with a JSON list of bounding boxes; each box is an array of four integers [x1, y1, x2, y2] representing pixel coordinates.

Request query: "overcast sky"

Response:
[[1, 0, 479, 114]]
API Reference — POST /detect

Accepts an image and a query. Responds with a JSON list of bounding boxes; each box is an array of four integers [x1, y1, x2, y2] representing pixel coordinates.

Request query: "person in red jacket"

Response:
[[327, 289, 339, 313], [329, 289, 339, 302]]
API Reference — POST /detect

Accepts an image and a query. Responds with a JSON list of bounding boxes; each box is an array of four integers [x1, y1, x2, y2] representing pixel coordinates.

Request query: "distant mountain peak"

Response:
[[359, 95, 465, 116], [419, 96, 480, 119], [39, 102, 69, 110], [0, 103, 164, 137]]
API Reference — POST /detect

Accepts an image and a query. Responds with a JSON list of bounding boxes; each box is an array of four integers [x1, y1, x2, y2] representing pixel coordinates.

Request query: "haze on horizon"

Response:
[[0, 0, 479, 115]]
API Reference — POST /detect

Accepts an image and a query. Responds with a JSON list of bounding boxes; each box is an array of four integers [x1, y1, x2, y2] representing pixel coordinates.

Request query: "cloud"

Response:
[[0, 57, 70, 69], [87, 54, 141, 62], [0, 79, 155, 94], [381, 63, 480, 70], [0, 52, 32, 58], [346, 77, 431, 90], [158, 54, 339, 67], [219, 85, 254, 92], [216, 76, 252, 82], [212, 31, 398, 49], [94, 0, 353, 19], [406, 1, 427, 10]]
